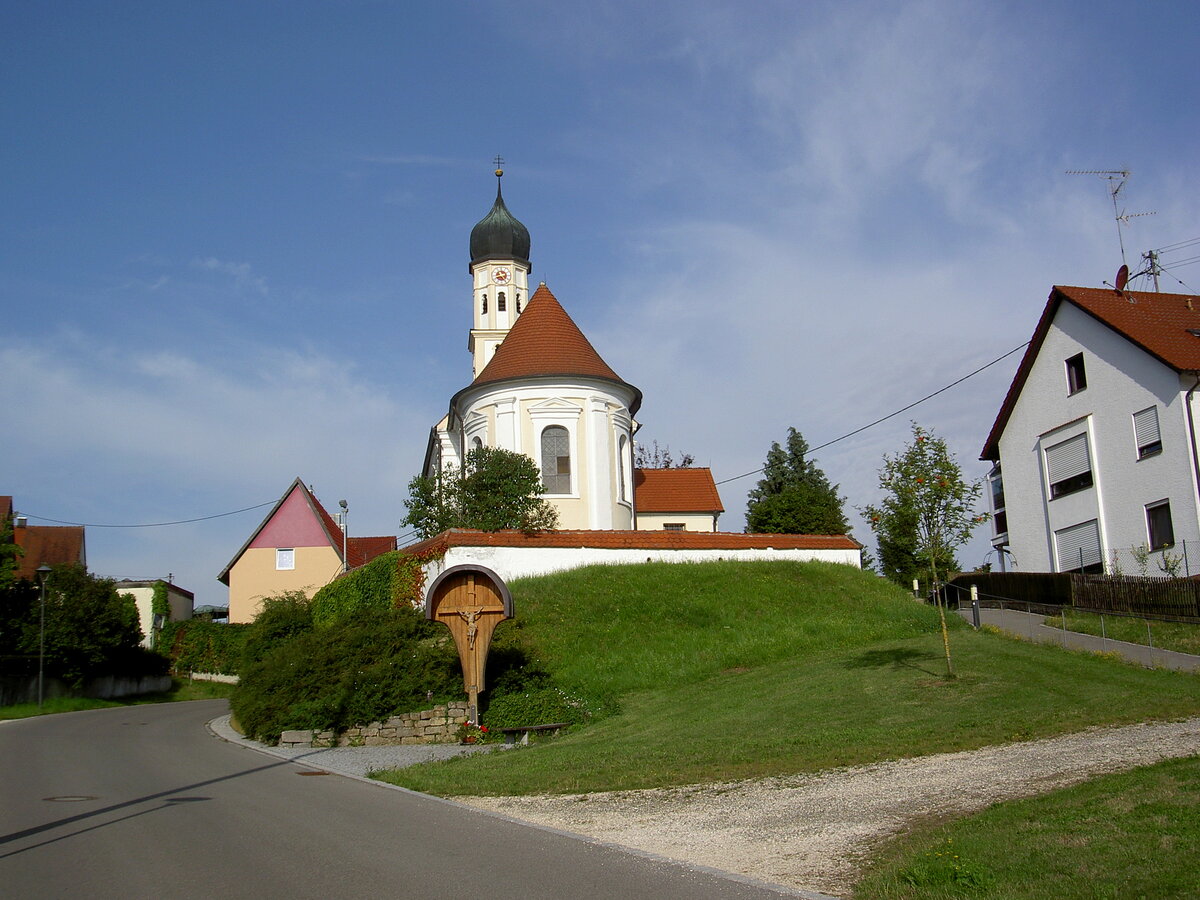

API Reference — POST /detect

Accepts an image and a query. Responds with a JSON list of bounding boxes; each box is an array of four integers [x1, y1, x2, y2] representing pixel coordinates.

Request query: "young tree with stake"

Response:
[[861, 423, 987, 678]]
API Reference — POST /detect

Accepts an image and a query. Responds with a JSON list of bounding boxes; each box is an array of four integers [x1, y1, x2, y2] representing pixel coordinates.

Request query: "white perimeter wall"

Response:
[[419, 544, 861, 602]]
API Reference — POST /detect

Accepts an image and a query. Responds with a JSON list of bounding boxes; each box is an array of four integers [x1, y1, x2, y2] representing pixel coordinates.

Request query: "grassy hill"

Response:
[[377, 561, 1200, 797]]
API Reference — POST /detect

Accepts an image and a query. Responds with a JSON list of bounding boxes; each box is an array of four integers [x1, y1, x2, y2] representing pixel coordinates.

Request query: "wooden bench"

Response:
[[500, 723, 570, 746]]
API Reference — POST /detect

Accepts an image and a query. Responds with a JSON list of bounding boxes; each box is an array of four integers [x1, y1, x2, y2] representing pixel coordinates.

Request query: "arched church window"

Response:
[[481, 293, 488, 314], [498, 291, 507, 312], [472, 436, 483, 452], [516, 293, 522, 314], [541, 426, 571, 494]]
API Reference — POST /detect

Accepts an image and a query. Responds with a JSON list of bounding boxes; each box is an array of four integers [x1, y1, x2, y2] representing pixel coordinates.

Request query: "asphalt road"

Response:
[[0, 700, 803, 899]]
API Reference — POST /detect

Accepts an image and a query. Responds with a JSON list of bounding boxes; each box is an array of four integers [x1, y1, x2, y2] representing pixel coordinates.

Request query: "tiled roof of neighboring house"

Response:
[[402, 529, 860, 557], [217, 477, 396, 584], [633, 468, 724, 514], [13, 523, 87, 581], [982, 285, 1200, 460], [347, 535, 398, 568], [469, 284, 641, 411]]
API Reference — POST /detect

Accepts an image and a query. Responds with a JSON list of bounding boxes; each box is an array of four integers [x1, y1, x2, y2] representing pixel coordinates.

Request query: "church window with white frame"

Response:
[[541, 425, 571, 494]]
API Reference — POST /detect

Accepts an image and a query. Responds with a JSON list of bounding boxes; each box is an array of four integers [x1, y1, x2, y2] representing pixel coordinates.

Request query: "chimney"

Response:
[[15, 516, 27, 529]]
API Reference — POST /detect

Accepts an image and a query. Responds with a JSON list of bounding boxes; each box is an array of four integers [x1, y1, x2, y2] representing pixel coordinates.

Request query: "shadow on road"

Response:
[[0, 758, 293, 856]]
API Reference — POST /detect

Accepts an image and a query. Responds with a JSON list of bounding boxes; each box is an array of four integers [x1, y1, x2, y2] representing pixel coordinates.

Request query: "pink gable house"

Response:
[[218, 478, 396, 623]]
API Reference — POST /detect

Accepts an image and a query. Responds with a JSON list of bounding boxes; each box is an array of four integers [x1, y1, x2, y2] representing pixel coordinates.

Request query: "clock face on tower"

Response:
[[492, 267, 512, 285]]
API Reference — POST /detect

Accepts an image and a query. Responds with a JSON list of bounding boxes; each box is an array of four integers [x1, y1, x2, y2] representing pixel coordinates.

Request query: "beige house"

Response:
[[114, 579, 194, 648], [219, 478, 396, 623]]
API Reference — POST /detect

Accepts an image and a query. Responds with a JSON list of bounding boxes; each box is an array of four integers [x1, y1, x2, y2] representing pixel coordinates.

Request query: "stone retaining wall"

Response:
[[279, 701, 471, 749]]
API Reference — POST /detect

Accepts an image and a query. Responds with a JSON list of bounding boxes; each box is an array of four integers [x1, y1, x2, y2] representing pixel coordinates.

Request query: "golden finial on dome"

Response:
[[493, 154, 505, 178]]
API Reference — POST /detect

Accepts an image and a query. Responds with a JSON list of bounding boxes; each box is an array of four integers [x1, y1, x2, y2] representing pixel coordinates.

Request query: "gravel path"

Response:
[[456, 717, 1200, 898]]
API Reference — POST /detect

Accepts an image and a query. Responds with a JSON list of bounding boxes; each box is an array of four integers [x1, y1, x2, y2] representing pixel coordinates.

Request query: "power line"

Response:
[[715, 341, 1030, 487], [20, 500, 278, 529]]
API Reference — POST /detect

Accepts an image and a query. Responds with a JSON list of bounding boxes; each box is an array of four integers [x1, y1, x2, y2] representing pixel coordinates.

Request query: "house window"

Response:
[[988, 465, 1007, 537], [276, 548, 295, 571], [541, 425, 571, 494], [481, 293, 487, 314], [1065, 353, 1087, 394], [1055, 519, 1103, 574], [1146, 500, 1175, 549], [498, 291, 506, 312], [1045, 433, 1093, 499], [663, 523, 686, 532], [1133, 407, 1162, 459]]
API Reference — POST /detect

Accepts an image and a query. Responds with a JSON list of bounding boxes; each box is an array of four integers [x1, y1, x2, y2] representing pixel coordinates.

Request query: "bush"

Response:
[[239, 591, 314, 669], [160, 620, 249, 675], [230, 605, 462, 743], [310, 552, 401, 627], [482, 685, 615, 729]]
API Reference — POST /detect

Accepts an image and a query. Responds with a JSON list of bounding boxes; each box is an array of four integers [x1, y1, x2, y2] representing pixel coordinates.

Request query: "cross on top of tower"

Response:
[[493, 155, 505, 177]]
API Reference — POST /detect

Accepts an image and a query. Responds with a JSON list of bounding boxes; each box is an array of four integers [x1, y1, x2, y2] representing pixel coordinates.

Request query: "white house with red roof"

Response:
[[219, 478, 396, 623], [982, 285, 1200, 575]]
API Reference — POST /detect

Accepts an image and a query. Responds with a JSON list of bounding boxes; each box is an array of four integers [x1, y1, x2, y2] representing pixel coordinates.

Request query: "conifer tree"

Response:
[[745, 428, 848, 535]]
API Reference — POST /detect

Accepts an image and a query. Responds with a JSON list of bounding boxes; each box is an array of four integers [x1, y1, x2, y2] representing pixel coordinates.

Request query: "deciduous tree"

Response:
[[634, 440, 695, 469], [861, 423, 987, 677], [403, 446, 560, 540]]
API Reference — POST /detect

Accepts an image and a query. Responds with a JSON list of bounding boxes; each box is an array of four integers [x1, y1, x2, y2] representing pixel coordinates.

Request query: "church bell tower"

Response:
[[468, 165, 531, 379]]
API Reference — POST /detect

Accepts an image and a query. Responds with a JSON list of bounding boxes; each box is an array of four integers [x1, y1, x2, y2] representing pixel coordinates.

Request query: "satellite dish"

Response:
[[1115, 264, 1129, 292]]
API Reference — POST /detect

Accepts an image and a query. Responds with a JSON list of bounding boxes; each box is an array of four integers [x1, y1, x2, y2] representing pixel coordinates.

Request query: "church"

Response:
[[405, 168, 861, 586], [424, 167, 650, 530]]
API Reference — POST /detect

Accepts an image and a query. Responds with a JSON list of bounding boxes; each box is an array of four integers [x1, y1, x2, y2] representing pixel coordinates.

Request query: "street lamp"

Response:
[[35, 565, 51, 708], [339, 500, 348, 573]]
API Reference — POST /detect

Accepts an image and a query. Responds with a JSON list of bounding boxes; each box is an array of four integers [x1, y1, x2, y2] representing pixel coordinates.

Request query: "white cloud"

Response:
[[192, 257, 269, 296], [3, 334, 433, 606]]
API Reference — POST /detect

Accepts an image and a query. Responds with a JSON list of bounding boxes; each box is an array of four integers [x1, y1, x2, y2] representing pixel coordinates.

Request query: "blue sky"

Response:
[[4, 1, 1198, 608]]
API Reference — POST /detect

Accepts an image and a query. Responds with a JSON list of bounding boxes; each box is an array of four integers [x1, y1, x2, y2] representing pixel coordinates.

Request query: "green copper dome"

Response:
[[469, 176, 531, 270]]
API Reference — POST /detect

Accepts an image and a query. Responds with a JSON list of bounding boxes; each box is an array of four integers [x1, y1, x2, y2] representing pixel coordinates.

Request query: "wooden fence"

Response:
[[946, 571, 1200, 623]]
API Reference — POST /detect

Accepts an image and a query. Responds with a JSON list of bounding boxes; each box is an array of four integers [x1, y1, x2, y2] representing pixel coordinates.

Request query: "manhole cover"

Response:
[[44, 796, 96, 802]]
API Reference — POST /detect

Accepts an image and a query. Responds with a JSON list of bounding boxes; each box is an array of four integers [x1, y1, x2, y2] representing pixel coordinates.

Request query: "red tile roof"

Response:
[[13, 523, 87, 581], [347, 535, 398, 568], [982, 285, 1200, 460], [634, 468, 724, 514], [470, 284, 641, 410], [402, 529, 860, 556]]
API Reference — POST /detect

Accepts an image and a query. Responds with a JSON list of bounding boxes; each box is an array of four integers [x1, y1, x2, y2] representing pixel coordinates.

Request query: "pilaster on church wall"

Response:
[[587, 397, 614, 529]]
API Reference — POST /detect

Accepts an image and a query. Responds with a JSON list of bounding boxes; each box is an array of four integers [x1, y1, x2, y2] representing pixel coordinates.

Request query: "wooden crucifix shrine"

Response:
[[424, 565, 513, 725]]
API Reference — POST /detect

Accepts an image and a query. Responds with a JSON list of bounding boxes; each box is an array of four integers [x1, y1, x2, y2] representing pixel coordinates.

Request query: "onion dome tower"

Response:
[[468, 166, 531, 378]]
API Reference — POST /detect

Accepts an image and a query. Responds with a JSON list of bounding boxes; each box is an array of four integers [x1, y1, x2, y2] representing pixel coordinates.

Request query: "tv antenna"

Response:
[[1066, 169, 1156, 268]]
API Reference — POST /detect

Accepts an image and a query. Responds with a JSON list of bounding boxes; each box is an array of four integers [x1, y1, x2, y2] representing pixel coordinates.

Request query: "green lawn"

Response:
[[1044, 609, 1200, 656], [0, 677, 234, 720], [854, 754, 1200, 899], [375, 562, 1200, 796]]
